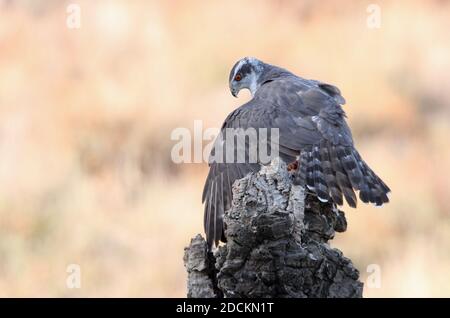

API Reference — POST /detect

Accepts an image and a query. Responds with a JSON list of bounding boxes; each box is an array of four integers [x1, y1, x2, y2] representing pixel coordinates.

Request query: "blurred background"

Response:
[[0, 0, 449, 297]]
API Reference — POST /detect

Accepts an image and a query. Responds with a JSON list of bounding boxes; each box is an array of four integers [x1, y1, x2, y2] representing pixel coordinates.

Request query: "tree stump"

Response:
[[184, 159, 363, 298]]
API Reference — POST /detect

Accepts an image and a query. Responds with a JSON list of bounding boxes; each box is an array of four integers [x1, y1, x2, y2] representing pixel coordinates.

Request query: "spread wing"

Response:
[[203, 77, 390, 248]]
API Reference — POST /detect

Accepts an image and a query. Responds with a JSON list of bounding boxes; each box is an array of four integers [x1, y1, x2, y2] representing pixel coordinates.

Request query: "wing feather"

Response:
[[203, 74, 389, 248]]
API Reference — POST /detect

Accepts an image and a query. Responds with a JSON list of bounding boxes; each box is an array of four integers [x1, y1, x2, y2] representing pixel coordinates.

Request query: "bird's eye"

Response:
[[234, 73, 242, 81]]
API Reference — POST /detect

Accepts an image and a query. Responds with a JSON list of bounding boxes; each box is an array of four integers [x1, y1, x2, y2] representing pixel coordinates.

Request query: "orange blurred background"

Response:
[[0, 0, 449, 297]]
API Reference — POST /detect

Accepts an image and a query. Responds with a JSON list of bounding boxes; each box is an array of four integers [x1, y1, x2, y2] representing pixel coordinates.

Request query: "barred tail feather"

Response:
[[296, 143, 390, 209], [352, 150, 390, 206], [312, 145, 330, 202], [319, 144, 343, 205], [305, 150, 315, 190], [335, 145, 364, 191], [329, 145, 357, 208]]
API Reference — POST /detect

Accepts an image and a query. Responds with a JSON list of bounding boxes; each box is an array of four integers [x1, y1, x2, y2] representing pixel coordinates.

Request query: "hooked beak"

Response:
[[231, 88, 238, 98]]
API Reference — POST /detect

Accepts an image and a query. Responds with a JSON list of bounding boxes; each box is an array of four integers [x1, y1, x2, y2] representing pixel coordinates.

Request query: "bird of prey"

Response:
[[203, 57, 390, 248]]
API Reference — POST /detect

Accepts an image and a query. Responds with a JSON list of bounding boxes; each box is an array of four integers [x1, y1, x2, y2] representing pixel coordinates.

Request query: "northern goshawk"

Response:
[[203, 57, 390, 248]]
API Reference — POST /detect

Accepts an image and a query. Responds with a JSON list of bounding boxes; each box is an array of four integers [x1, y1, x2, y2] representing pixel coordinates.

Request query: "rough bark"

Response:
[[184, 159, 363, 298]]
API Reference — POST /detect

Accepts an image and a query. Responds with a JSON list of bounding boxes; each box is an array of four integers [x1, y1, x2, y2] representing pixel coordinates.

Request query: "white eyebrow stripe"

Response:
[[232, 59, 246, 79]]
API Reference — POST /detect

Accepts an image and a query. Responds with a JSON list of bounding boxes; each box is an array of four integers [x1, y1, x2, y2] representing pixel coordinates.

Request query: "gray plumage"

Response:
[[203, 57, 390, 248]]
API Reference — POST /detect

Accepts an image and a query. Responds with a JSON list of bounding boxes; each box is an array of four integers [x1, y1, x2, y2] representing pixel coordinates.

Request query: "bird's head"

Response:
[[229, 57, 265, 98]]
